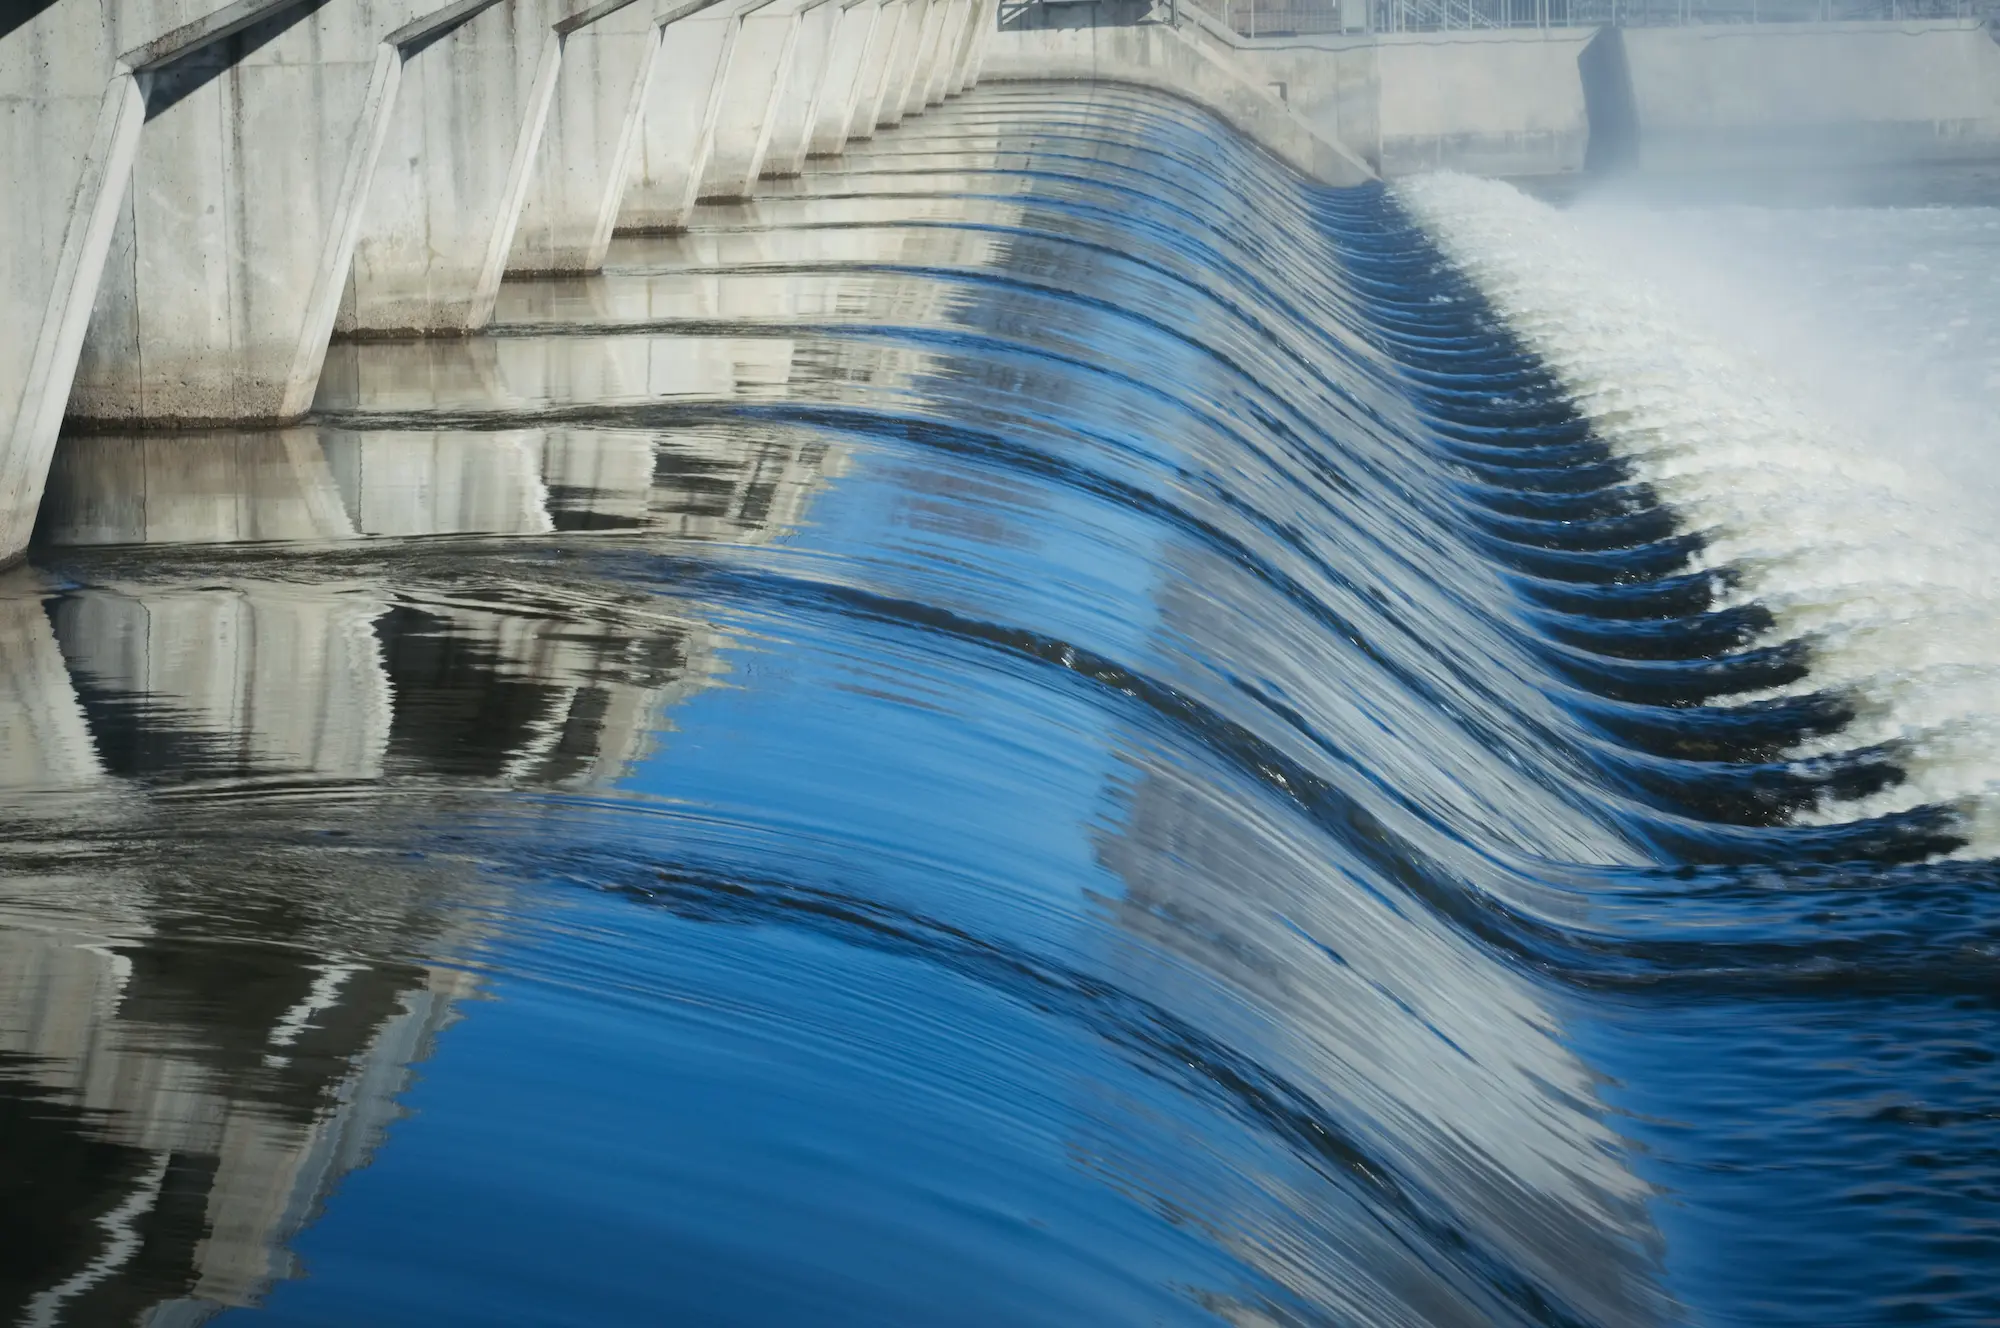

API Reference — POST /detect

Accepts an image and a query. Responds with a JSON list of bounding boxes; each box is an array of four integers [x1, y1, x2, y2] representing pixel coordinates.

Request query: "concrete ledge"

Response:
[[982, 23, 1376, 185]]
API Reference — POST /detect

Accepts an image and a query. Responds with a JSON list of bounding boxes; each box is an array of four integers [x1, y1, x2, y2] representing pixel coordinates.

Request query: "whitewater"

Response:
[[1401, 174, 2000, 849]]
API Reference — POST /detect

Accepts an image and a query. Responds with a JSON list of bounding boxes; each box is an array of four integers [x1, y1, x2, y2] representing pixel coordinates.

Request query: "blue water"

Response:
[[2, 83, 1995, 1326]]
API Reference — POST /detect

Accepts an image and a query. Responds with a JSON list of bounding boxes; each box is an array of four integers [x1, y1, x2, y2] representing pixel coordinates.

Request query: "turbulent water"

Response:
[[1, 83, 1996, 1327]]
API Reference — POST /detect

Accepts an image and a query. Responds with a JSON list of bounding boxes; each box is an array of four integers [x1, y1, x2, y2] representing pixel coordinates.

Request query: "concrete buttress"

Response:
[[0, 2, 146, 564], [846, 0, 902, 138], [807, 0, 881, 156], [341, 0, 593, 335], [900, 0, 948, 117], [922, 0, 964, 106], [895, 0, 943, 120], [619, 7, 742, 231], [505, 0, 666, 274], [874, 0, 923, 128], [946, 0, 991, 95], [63, 2, 445, 430], [696, 0, 800, 199], [760, 0, 838, 177]]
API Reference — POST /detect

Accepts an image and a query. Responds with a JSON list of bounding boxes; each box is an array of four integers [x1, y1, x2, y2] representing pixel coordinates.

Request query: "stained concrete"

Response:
[[807, 0, 883, 155], [620, 7, 742, 230], [874, 0, 925, 127], [343, 0, 593, 335], [762, 0, 840, 175], [849, 0, 906, 135], [67, 1, 431, 429], [506, 0, 667, 273], [697, 0, 801, 198]]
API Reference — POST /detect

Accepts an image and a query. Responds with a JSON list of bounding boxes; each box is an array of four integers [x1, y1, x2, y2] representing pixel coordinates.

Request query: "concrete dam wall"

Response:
[[9, 0, 2000, 574], [0, 0, 1000, 568], [990, 11, 2000, 177]]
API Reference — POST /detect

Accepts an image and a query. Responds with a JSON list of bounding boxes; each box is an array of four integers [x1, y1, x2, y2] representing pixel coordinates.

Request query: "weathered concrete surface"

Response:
[[1375, 29, 1592, 174], [698, 0, 801, 198], [874, 0, 925, 126], [762, 0, 839, 175], [69, 2, 431, 429], [945, 0, 992, 95], [849, 0, 905, 135], [0, 5, 146, 565], [1616, 20, 2000, 167], [897, 0, 947, 117], [961, 0, 997, 86], [1220, 36, 1378, 169], [620, 8, 741, 230], [506, 0, 666, 273], [343, 0, 593, 335], [807, 0, 883, 154], [922, 0, 965, 105], [983, 23, 1376, 184]]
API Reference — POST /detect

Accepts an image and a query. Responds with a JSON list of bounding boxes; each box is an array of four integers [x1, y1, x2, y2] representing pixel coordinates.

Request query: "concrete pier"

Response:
[[619, 7, 743, 231], [697, 0, 803, 198], [13, 0, 1998, 575], [343, 1, 581, 336], [505, 0, 670, 274], [763, 0, 842, 176], [874, 0, 925, 127], [808, 0, 885, 155], [0, 0, 986, 566], [65, 3, 420, 428]]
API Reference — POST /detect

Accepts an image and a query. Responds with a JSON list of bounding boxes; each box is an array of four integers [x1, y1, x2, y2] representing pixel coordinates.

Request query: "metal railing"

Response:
[[1199, 0, 1995, 33]]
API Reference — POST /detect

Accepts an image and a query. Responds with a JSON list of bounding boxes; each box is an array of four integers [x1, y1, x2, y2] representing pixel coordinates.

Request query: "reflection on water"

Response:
[[6, 82, 1987, 1328], [7, 86, 1668, 1327], [6, 355, 844, 1320]]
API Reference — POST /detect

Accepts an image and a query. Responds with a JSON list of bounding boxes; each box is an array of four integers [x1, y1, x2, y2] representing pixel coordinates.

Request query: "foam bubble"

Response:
[[1398, 173, 2000, 852]]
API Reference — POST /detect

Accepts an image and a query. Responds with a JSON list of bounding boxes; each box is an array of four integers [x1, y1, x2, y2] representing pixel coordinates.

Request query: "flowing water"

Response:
[[0, 82, 1995, 1327]]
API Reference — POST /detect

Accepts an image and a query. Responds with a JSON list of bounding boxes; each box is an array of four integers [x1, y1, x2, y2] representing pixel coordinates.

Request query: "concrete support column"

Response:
[[945, 0, 988, 96], [961, 0, 996, 88], [848, 0, 904, 138], [67, 2, 435, 431], [873, 0, 924, 128], [619, 10, 741, 231], [897, 0, 946, 118], [922, 0, 966, 106], [342, 1, 589, 336], [0, 3, 145, 565], [806, 0, 882, 156], [506, 0, 666, 274], [760, 0, 838, 177], [696, 1, 801, 200]]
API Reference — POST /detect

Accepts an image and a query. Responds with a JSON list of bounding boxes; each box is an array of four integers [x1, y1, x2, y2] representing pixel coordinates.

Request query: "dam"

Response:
[[3, 2, 2000, 1325]]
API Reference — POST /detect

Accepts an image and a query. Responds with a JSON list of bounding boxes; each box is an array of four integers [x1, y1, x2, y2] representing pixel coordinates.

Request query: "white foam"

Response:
[[1397, 173, 2000, 852]]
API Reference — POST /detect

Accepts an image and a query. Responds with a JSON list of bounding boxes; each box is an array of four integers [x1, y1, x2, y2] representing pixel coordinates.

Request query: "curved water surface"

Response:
[[0, 83, 1994, 1327]]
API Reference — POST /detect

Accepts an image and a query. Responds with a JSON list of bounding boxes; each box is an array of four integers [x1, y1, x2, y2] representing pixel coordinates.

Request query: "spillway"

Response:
[[2, 82, 1996, 1326]]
